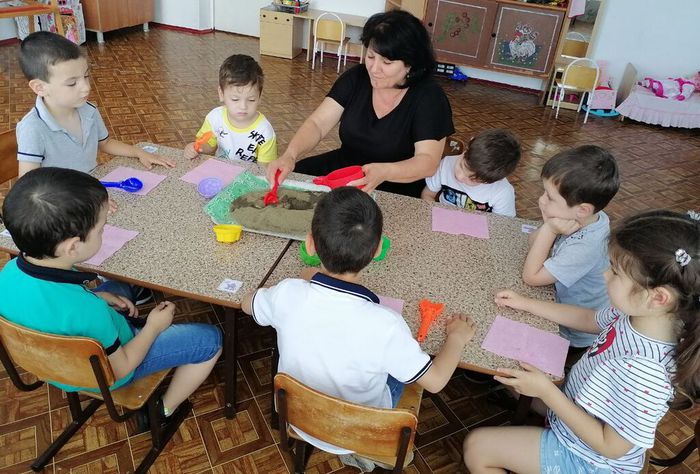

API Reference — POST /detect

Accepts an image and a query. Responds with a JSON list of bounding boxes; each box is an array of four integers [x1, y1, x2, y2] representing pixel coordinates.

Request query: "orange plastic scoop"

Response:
[[194, 131, 214, 153], [417, 299, 445, 342], [263, 169, 281, 206]]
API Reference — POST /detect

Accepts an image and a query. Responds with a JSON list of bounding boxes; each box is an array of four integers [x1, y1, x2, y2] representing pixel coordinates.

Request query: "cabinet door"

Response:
[[485, 4, 564, 76], [424, 0, 498, 66]]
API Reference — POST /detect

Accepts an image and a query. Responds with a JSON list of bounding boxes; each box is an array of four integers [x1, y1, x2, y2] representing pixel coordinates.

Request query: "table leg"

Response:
[[270, 342, 280, 429], [214, 305, 238, 419], [305, 19, 313, 61], [512, 395, 533, 425]]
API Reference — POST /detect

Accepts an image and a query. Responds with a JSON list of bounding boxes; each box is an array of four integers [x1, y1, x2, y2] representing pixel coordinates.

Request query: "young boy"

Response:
[[522, 145, 619, 348], [184, 54, 277, 164], [0, 168, 221, 417], [242, 187, 476, 454], [421, 129, 521, 217], [16, 32, 175, 177]]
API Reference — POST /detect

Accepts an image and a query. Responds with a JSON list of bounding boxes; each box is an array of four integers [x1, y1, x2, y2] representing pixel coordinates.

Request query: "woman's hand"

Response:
[[493, 362, 556, 398], [266, 153, 296, 187], [347, 163, 391, 193]]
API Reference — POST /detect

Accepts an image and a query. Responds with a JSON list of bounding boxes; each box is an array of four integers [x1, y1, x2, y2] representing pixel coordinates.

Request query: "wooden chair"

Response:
[[274, 373, 423, 473], [560, 38, 589, 59], [0, 315, 189, 473], [649, 416, 700, 467], [0, 0, 64, 35], [0, 129, 19, 186], [550, 57, 600, 123], [312, 12, 350, 73]]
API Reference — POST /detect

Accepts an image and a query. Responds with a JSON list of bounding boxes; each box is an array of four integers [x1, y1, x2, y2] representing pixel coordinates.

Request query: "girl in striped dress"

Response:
[[464, 209, 700, 473]]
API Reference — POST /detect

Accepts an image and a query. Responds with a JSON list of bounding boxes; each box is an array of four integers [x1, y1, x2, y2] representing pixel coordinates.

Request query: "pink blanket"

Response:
[[617, 85, 700, 129]]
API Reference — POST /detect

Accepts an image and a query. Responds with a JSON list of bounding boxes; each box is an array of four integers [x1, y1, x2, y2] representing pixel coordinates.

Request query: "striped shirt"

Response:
[[549, 307, 676, 473]]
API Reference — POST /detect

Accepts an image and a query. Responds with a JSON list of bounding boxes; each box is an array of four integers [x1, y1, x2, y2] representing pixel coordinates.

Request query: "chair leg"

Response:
[[0, 342, 44, 392], [135, 397, 191, 474], [392, 426, 413, 473], [311, 41, 317, 70], [293, 439, 313, 473], [320, 42, 324, 64], [31, 394, 102, 471], [555, 87, 563, 118], [270, 345, 280, 429], [336, 44, 341, 73]]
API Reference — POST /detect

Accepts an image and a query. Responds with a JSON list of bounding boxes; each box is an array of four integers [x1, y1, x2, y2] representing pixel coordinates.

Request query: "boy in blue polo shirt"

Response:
[[16, 31, 175, 178], [242, 187, 476, 455], [0, 168, 221, 417]]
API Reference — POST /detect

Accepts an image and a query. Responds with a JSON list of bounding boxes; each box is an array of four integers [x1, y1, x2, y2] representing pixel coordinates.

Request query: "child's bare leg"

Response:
[[162, 347, 222, 412], [463, 426, 542, 474]]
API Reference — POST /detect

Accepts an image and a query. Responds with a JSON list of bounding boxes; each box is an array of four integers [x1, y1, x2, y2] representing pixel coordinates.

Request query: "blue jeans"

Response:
[[94, 279, 134, 300], [387, 375, 405, 408]]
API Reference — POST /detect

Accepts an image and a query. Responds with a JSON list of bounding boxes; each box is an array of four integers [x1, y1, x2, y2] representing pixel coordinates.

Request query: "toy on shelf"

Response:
[[194, 131, 214, 153], [417, 299, 445, 342], [639, 77, 695, 101]]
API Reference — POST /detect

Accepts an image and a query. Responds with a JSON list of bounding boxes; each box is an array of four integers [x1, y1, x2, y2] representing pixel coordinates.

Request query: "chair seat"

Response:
[[81, 369, 171, 410]]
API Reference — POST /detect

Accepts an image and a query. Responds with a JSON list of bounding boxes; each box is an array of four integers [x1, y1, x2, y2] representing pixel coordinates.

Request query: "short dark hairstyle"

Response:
[[1, 168, 108, 259], [361, 9, 436, 88], [541, 145, 619, 212], [19, 31, 83, 82], [466, 129, 522, 183], [219, 54, 264, 92], [311, 187, 383, 274]]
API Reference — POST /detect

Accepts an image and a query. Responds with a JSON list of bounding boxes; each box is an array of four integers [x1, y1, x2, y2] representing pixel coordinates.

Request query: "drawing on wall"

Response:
[[498, 22, 540, 67]]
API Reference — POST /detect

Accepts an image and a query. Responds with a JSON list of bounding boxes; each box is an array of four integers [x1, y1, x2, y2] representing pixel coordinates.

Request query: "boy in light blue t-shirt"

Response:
[[522, 145, 620, 348]]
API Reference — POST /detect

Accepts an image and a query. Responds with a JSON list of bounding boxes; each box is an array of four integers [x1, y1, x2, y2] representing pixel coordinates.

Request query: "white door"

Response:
[[214, 0, 270, 36]]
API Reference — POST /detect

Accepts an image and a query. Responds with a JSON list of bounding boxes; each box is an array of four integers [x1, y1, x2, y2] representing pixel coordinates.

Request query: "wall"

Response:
[[588, 0, 700, 88], [0, 18, 17, 41], [154, 0, 213, 31]]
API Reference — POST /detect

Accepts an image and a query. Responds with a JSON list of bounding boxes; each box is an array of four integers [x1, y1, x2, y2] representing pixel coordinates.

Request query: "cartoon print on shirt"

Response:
[[587, 314, 619, 357], [440, 185, 493, 212]]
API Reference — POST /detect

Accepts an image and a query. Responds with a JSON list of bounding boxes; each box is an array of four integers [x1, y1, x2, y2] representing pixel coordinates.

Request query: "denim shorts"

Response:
[[540, 429, 611, 473], [387, 375, 405, 408], [131, 322, 222, 380]]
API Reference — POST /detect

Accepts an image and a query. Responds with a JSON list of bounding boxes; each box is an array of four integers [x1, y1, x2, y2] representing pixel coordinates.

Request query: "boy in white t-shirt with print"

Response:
[[421, 129, 521, 217], [241, 187, 476, 455], [184, 54, 277, 164]]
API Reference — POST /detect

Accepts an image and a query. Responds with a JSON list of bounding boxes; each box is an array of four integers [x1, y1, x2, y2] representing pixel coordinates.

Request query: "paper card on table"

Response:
[[378, 295, 405, 315], [100, 166, 167, 195], [180, 159, 245, 187], [521, 224, 538, 234], [217, 279, 243, 294], [481, 315, 570, 378], [431, 207, 490, 239], [84, 224, 139, 266]]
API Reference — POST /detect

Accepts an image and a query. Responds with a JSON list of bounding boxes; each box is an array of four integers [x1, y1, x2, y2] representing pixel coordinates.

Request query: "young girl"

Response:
[[464, 209, 700, 473]]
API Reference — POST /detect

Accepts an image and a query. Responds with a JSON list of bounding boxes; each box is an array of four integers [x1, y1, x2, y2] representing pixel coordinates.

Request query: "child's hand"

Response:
[[138, 152, 176, 169], [546, 217, 581, 236], [494, 290, 530, 311], [184, 142, 199, 160], [493, 362, 555, 398], [146, 301, 175, 333], [94, 291, 137, 317], [108, 198, 118, 214], [445, 313, 477, 345]]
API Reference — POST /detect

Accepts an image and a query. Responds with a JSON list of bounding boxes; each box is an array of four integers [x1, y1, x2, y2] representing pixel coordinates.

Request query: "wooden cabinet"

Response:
[[425, 0, 566, 78], [259, 7, 304, 59], [385, 0, 427, 20], [81, 0, 154, 43]]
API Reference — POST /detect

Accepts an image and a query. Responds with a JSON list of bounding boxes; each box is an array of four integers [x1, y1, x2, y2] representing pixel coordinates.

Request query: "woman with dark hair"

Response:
[[266, 9, 454, 197]]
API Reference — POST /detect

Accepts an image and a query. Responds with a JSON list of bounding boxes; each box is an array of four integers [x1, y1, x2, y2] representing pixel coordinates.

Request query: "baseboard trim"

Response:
[[151, 23, 214, 35]]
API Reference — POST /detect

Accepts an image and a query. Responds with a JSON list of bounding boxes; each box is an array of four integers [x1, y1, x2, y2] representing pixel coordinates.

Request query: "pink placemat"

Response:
[[432, 207, 490, 239], [100, 167, 167, 195], [481, 315, 570, 378], [180, 158, 246, 186], [378, 295, 405, 315], [85, 224, 139, 266]]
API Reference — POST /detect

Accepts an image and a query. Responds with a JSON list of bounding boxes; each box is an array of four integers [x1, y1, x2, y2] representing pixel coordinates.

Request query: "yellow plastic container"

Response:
[[213, 224, 243, 243]]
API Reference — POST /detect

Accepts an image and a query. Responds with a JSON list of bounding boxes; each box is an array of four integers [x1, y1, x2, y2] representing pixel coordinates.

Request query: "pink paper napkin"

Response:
[[481, 316, 570, 377], [432, 207, 490, 239], [378, 295, 405, 315], [84, 224, 139, 266], [180, 158, 245, 187], [100, 166, 167, 196]]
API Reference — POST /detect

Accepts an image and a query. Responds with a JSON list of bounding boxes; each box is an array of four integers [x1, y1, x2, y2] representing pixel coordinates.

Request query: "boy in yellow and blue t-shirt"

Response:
[[184, 54, 277, 164]]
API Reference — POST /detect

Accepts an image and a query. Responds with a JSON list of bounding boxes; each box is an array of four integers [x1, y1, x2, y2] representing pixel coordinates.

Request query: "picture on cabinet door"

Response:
[[435, 11, 478, 42], [500, 22, 540, 67]]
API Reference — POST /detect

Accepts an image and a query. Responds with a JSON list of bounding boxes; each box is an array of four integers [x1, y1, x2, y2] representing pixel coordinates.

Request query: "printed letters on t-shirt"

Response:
[[440, 185, 493, 212]]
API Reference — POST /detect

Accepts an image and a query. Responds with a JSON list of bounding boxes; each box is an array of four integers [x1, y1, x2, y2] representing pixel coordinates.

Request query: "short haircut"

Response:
[[1, 167, 108, 259], [541, 145, 619, 212], [311, 187, 383, 274], [19, 31, 83, 82], [219, 54, 264, 92], [466, 129, 522, 183], [361, 9, 436, 88]]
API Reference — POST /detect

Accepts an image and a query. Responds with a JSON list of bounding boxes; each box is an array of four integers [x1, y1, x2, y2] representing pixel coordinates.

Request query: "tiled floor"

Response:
[[0, 27, 698, 473]]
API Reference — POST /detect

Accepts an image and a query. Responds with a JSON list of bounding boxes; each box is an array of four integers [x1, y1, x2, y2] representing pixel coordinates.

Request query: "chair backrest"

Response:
[[565, 31, 587, 41], [0, 315, 116, 388], [314, 12, 345, 42], [561, 38, 589, 58], [562, 57, 599, 92], [0, 129, 18, 185], [274, 373, 418, 458]]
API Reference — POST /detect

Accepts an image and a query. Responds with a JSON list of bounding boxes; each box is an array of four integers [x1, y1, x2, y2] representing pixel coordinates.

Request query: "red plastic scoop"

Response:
[[312, 165, 365, 189], [263, 169, 281, 206]]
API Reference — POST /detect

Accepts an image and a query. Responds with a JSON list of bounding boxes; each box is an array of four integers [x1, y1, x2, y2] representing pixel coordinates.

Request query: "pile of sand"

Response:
[[230, 189, 324, 237]]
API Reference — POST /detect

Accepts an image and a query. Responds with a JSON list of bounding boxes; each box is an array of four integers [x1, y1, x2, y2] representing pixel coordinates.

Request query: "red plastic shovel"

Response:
[[263, 169, 281, 206]]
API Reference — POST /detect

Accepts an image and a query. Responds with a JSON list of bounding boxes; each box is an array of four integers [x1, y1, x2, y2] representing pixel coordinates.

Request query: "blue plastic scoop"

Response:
[[100, 177, 144, 193]]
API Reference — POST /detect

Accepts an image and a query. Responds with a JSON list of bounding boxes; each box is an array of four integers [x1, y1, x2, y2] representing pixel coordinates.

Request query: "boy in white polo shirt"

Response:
[[242, 187, 476, 455]]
